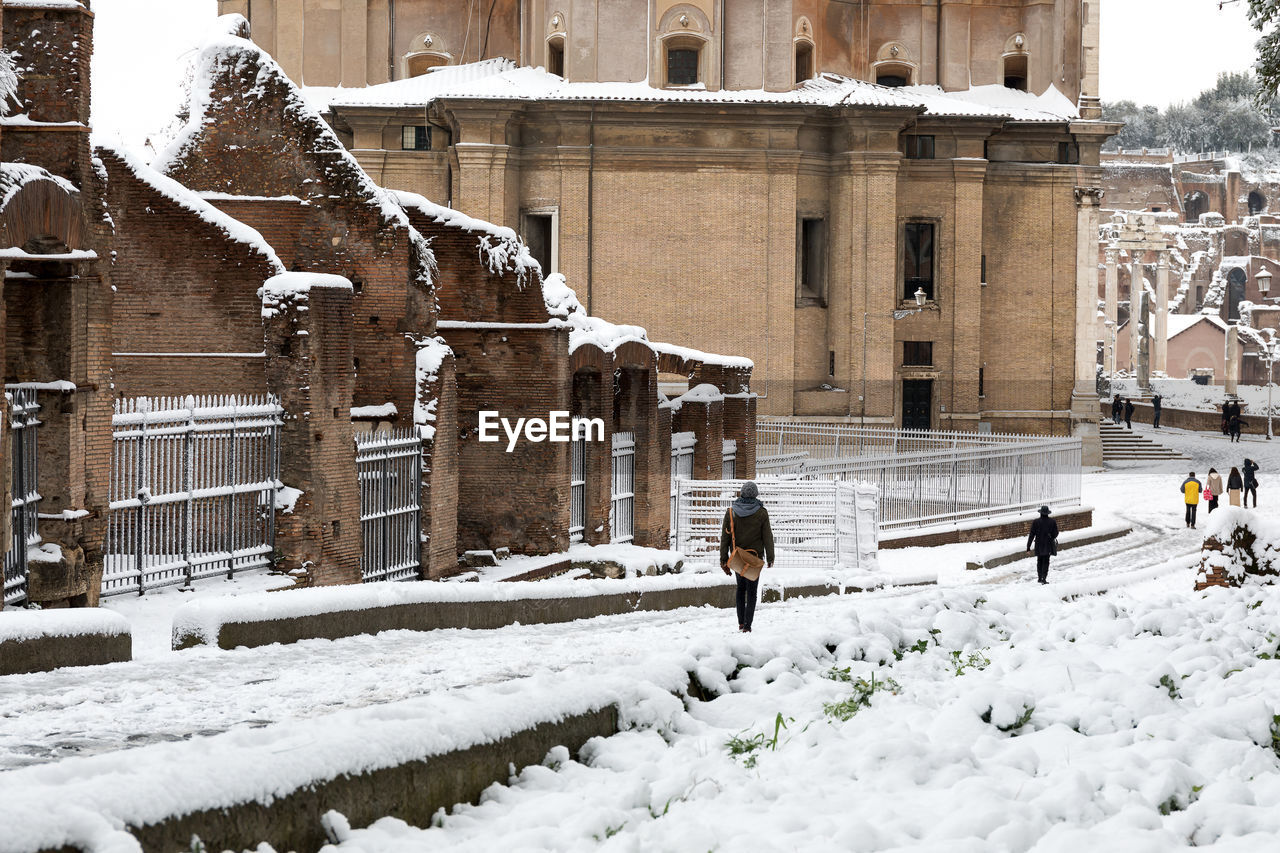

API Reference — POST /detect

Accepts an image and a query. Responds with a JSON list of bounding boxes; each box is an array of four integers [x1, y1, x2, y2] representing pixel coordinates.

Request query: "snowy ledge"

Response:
[[0, 609, 132, 677], [171, 568, 927, 651]]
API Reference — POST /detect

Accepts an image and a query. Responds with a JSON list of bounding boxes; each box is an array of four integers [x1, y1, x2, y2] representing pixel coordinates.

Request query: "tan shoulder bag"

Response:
[[728, 511, 766, 582]]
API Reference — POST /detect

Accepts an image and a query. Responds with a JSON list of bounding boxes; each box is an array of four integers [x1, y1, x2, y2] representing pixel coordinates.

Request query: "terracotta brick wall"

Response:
[[673, 398, 725, 481], [419, 351, 459, 577]]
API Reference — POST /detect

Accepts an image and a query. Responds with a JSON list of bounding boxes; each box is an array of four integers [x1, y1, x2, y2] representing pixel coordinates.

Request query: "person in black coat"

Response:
[[1123, 398, 1135, 429], [1111, 394, 1122, 425], [1243, 458, 1259, 508], [1026, 505, 1060, 585], [1152, 393, 1162, 429]]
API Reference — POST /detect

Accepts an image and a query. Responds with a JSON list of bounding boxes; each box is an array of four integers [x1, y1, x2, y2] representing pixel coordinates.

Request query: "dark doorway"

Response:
[[1249, 190, 1267, 216], [902, 379, 932, 431], [1228, 267, 1247, 321]]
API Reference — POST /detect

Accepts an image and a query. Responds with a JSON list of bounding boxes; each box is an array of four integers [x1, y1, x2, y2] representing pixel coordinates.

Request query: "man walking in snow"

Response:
[[1111, 394, 1122, 425], [1026, 506, 1059, 585], [1181, 472, 1202, 529], [1243, 458, 1259, 508], [1123, 398, 1135, 429]]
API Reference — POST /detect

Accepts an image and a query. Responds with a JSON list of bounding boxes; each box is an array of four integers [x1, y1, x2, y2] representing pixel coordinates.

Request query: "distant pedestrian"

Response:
[[1243, 458, 1259, 508], [1181, 472, 1202, 529], [1152, 394, 1162, 429], [1228, 466, 1244, 506], [1206, 468, 1223, 514], [1228, 413, 1243, 443], [1111, 394, 1122, 425], [1124, 398, 1135, 429], [1026, 506, 1059, 585], [720, 481, 774, 633]]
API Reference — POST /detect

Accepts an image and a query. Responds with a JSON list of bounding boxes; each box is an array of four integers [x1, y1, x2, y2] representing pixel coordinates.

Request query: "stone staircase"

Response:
[[1098, 421, 1187, 462]]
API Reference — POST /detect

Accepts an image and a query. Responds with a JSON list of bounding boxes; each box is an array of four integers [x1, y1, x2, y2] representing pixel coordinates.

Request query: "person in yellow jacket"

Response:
[[1181, 472, 1202, 529]]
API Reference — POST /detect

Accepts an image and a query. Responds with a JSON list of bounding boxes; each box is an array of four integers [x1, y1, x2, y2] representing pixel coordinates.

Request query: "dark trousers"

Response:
[[735, 573, 759, 630], [1208, 497, 1219, 514], [1153, 410, 1161, 428], [1186, 503, 1198, 527], [1245, 486, 1257, 508], [1125, 415, 1132, 428], [1036, 555, 1050, 583]]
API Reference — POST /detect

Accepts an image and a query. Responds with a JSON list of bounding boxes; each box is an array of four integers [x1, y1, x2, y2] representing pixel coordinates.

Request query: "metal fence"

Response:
[[4, 388, 40, 607], [357, 429, 423, 583], [754, 421, 1082, 532], [670, 432, 695, 546], [103, 395, 283, 595], [610, 431, 635, 544], [722, 439, 737, 479], [570, 435, 587, 544], [757, 419, 1064, 460], [673, 479, 879, 569]]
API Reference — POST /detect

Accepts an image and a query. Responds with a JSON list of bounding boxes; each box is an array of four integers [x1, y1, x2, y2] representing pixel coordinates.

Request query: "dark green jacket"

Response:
[[720, 507, 775, 567]]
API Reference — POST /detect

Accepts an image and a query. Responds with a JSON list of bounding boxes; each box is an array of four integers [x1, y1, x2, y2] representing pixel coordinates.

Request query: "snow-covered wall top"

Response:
[[96, 142, 285, 275], [391, 189, 538, 286], [153, 15, 435, 290], [318, 63, 1078, 122]]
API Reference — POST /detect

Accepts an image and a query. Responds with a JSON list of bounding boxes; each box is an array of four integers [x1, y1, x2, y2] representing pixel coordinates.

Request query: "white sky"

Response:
[[1100, 0, 1260, 107], [87, 0, 1271, 150]]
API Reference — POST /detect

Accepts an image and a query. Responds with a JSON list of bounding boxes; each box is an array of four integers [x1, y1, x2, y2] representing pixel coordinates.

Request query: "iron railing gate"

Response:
[[610, 431, 635, 544], [104, 395, 283, 595], [570, 434, 586, 543], [670, 431, 695, 546], [357, 429, 422, 583], [4, 388, 41, 607], [722, 438, 737, 479], [674, 479, 880, 570]]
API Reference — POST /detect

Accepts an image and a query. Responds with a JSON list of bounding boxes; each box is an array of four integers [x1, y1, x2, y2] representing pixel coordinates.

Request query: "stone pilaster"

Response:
[[262, 273, 362, 586], [1072, 187, 1104, 466], [414, 338, 459, 578], [1104, 244, 1119, 377], [671, 387, 726, 481], [1155, 252, 1170, 375]]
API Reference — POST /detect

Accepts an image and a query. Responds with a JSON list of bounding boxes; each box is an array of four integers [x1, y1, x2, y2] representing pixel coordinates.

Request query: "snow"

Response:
[[260, 272, 352, 318], [0, 608, 129, 644], [391, 190, 538, 285], [4, 380, 77, 392], [663, 383, 724, 413], [413, 337, 452, 441], [96, 142, 284, 274], [0, 162, 78, 210], [1109, 378, 1278, 417], [1198, 507, 1280, 586], [273, 486, 303, 515], [350, 403, 398, 419], [318, 63, 1078, 123]]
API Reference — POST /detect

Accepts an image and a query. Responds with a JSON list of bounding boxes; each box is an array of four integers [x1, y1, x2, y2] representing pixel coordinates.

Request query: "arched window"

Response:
[[795, 40, 814, 84], [876, 69, 910, 87], [873, 43, 915, 88], [662, 36, 705, 86], [406, 53, 449, 77], [547, 36, 565, 77], [1249, 190, 1267, 216]]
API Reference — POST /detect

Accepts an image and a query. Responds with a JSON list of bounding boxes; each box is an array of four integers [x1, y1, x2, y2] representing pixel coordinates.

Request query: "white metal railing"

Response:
[[673, 479, 879, 569], [104, 395, 283, 595], [357, 429, 423, 583], [754, 421, 1081, 531], [757, 419, 1065, 460], [670, 432, 696, 546], [4, 388, 40, 607], [722, 438, 737, 479], [610, 431, 636, 543], [570, 435, 587, 544]]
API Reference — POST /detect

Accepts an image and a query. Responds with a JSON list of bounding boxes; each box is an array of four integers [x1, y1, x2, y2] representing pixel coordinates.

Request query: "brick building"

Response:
[[218, 0, 1116, 448], [1, 5, 756, 608]]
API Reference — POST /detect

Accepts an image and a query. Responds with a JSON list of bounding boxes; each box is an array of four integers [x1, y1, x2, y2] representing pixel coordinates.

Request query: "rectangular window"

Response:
[[523, 212, 556, 275], [903, 341, 933, 366], [978, 367, 985, 397], [981, 254, 987, 286], [1057, 141, 1079, 164], [401, 125, 431, 151], [667, 48, 699, 86], [904, 135, 935, 160], [798, 217, 826, 304], [903, 222, 935, 301], [828, 350, 835, 376]]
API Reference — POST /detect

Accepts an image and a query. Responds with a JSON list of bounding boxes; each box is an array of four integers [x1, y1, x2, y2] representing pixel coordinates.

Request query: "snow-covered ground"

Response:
[[1110, 378, 1278, 417], [0, 425, 1276, 852]]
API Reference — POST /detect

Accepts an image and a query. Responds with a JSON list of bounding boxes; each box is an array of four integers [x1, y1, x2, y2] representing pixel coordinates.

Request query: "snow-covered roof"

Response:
[[391, 189, 539, 285], [0, 162, 78, 210], [1163, 314, 1229, 340], [316, 63, 1079, 123]]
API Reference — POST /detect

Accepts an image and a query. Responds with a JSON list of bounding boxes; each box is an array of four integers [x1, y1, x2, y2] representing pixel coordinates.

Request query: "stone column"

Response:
[[1129, 254, 1144, 373], [1155, 251, 1170, 375], [1072, 187, 1105, 466], [1104, 245, 1119, 377], [262, 273, 362, 586], [414, 339, 459, 578], [1226, 325, 1241, 397], [1138, 291, 1151, 393]]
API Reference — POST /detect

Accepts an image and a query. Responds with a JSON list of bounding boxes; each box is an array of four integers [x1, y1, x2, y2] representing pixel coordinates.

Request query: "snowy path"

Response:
[[0, 427, 1271, 780]]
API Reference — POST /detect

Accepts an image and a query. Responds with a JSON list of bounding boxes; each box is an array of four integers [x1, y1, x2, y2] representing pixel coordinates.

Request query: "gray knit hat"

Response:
[[740, 481, 760, 499]]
